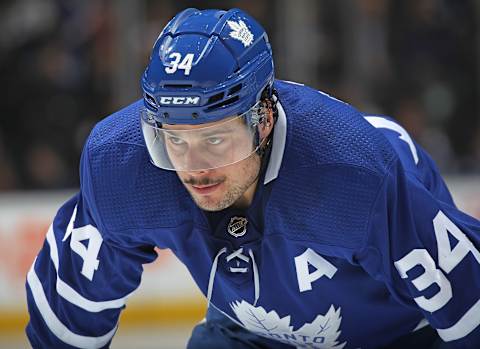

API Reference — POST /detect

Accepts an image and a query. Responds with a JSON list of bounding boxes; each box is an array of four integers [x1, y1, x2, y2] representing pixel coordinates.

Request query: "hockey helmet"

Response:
[[140, 8, 274, 172]]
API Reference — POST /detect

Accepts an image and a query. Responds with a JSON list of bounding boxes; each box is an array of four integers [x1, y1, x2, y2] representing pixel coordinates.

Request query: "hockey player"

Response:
[[26, 8, 480, 349]]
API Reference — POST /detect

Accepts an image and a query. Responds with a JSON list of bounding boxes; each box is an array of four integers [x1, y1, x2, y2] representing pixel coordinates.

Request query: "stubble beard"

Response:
[[187, 155, 261, 212]]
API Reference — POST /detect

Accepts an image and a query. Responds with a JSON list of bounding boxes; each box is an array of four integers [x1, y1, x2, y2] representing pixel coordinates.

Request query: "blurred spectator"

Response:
[[0, 0, 478, 191], [0, 0, 114, 189], [24, 143, 69, 189], [388, 0, 477, 172], [0, 133, 18, 190]]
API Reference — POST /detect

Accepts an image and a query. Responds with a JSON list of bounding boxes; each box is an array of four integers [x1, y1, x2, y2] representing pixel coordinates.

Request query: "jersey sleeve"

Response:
[[356, 156, 480, 348], [25, 146, 158, 348]]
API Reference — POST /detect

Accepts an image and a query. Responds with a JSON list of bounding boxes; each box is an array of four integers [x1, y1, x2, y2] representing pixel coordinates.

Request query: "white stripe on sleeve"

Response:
[[27, 260, 117, 349], [437, 298, 480, 342]]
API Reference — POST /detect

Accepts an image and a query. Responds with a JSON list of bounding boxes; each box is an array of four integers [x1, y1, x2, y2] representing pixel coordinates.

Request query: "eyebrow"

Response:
[[198, 129, 234, 138], [165, 128, 234, 138]]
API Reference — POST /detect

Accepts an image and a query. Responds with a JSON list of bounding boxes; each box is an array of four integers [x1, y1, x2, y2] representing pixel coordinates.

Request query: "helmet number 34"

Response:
[[165, 52, 194, 75]]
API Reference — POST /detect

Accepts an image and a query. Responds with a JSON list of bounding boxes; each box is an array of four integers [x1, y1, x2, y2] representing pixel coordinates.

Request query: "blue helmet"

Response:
[[141, 8, 274, 125]]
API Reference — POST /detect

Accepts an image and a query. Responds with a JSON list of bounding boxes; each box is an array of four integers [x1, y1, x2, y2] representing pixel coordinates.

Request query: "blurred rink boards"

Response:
[[0, 191, 205, 348], [0, 177, 479, 348]]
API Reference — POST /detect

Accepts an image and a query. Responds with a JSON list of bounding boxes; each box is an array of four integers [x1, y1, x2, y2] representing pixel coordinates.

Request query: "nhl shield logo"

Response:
[[227, 217, 248, 238]]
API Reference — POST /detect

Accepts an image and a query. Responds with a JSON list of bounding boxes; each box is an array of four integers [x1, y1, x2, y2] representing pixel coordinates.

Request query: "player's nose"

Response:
[[181, 147, 217, 172]]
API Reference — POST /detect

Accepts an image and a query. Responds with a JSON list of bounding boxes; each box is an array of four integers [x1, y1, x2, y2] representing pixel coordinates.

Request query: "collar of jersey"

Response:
[[264, 97, 287, 185]]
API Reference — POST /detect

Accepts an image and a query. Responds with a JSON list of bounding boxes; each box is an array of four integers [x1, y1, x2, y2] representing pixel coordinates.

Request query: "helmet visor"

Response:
[[141, 102, 264, 171]]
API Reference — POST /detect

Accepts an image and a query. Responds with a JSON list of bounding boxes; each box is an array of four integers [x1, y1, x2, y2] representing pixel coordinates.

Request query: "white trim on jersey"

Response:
[[279, 79, 304, 86], [46, 224, 132, 312], [364, 116, 419, 165], [412, 318, 429, 332], [437, 298, 480, 342], [264, 98, 287, 184], [62, 204, 77, 241], [27, 260, 118, 349]]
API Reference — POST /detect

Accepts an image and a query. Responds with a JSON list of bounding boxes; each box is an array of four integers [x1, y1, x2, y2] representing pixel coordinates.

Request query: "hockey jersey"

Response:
[[26, 80, 480, 348]]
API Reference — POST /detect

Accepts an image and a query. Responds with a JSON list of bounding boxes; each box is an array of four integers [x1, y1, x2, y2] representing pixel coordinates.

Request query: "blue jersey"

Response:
[[26, 80, 480, 348]]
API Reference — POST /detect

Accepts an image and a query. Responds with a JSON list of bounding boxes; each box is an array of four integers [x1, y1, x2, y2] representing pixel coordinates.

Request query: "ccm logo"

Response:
[[159, 96, 200, 105]]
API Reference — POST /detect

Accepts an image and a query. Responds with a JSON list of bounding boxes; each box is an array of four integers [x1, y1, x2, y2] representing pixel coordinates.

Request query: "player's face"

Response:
[[164, 110, 273, 211], [163, 116, 256, 171], [176, 150, 262, 211]]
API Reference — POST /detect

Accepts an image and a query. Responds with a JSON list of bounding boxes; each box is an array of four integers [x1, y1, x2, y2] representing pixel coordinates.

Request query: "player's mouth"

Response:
[[190, 182, 223, 195]]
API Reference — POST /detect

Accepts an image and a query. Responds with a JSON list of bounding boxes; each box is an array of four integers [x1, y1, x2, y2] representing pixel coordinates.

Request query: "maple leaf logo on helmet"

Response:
[[227, 20, 254, 47]]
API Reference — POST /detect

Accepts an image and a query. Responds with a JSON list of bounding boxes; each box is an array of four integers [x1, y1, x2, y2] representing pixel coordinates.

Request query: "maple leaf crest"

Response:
[[227, 20, 254, 47], [231, 300, 347, 349], [231, 300, 293, 334]]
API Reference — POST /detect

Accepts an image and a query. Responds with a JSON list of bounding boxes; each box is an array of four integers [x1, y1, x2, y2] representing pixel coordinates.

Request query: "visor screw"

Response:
[[192, 112, 198, 119], [163, 112, 169, 119]]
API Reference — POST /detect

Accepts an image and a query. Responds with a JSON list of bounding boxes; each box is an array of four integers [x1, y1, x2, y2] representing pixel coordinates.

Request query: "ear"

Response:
[[259, 107, 274, 140]]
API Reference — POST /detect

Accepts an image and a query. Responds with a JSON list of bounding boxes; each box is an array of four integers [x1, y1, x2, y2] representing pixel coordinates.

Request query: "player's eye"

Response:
[[206, 137, 223, 145], [168, 136, 186, 145]]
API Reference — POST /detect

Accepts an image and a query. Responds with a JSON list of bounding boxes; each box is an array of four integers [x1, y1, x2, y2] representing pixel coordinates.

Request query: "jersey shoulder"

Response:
[[82, 101, 193, 238], [87, 99, 145, 150], [274, 80, 396, 176], [269, 81, 399, 251]]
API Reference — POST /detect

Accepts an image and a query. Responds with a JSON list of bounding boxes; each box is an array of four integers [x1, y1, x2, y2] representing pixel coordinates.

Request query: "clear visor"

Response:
[[141, 101, 265, 171]]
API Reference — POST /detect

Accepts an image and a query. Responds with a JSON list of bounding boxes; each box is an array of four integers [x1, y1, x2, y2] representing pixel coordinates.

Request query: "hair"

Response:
[[255, 86, 278, 159]]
